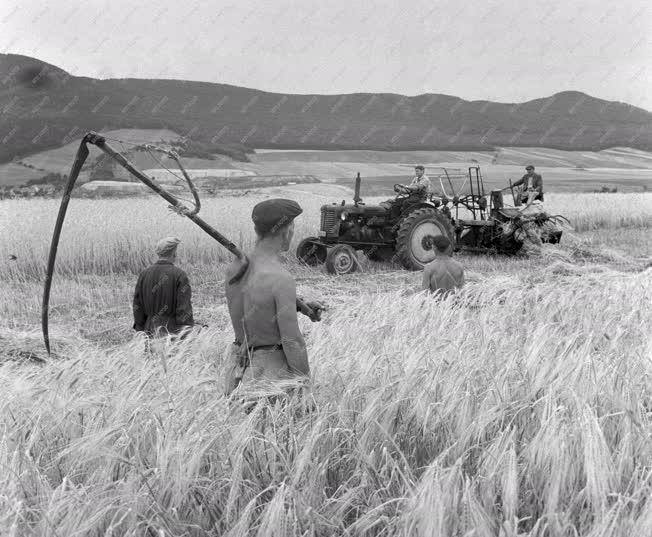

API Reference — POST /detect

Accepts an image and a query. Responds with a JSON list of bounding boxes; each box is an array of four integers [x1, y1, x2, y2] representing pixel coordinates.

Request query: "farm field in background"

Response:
[[250, 146, 652, 193], [334, 166, 652, 196], [0, 187, 651, 535], [2, 128, 652, 194]]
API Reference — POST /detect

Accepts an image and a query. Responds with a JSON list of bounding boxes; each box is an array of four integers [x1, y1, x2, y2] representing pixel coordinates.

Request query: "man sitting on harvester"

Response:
[[511, 165, 544, 205]]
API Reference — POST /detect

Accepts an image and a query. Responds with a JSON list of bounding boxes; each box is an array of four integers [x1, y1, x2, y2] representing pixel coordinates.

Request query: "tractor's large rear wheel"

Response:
[[296, 237, 327, 265], [395, 208, 454, 270]]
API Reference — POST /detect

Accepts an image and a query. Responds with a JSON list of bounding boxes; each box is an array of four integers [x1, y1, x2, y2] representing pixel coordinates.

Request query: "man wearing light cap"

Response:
[[133, 236, 194, 338], [512, 165, 544, 204], [224, 198, 316, 394]]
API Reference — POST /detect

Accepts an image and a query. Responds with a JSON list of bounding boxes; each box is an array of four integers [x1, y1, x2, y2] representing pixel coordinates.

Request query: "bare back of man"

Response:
[[422, 256, 465, 297], [223, 198, 311, 399], [225, 257, 248, 345], [225, 252, 309, 385]]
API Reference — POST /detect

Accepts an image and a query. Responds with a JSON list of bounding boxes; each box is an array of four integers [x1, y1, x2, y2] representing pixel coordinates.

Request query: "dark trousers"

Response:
[[522, 192, 544, 203]]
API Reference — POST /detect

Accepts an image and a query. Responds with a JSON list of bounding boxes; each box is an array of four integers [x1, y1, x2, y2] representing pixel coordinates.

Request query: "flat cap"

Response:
[[252, 198, 303, 234], [525, 165, 535, 170], [155, 236, 181, 257]]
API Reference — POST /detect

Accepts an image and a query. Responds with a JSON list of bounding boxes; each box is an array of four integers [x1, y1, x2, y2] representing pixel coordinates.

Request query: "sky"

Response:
[[2, 0, 651, 110]]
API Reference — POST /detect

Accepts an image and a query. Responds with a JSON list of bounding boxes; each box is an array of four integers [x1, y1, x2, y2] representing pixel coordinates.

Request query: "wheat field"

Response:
[[0, 191, 651, 536], [1, 192, 650, 280]]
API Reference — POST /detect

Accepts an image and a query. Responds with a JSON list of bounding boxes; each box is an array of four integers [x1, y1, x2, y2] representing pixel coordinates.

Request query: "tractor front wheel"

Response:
[[395, 208, 454, 270], [296, 237, 327, 265], [325, 245, 358, 275]]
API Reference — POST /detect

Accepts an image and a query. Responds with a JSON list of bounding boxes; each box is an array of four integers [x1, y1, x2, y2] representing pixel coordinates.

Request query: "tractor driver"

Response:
[[408, 165, 432, 196], [384, 165, 433, 218]]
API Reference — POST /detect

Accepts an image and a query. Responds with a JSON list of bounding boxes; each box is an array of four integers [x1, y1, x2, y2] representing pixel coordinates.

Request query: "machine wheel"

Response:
[[325, 244, 358, 275], [365, 246, 395, 262], [543, 231, 563, 244], [395, 208, 454, 270], [499, 237, 523, 255], [296, 237, 327, 265]]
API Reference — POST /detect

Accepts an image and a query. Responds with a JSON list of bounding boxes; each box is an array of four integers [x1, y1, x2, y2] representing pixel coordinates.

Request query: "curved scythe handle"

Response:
[[42, 135, 91, 355]]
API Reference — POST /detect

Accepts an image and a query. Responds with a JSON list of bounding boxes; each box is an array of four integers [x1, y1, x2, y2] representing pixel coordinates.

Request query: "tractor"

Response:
[[296, 167, 567, 275]]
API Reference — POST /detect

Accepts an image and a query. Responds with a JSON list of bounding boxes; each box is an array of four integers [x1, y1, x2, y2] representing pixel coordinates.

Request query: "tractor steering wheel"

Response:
[[394, 184, 410, 195]]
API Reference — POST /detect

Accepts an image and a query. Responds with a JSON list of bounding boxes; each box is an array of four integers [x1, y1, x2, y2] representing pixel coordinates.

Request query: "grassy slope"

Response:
[[3, 133, 652, 190], [0, 193, 651, 536]]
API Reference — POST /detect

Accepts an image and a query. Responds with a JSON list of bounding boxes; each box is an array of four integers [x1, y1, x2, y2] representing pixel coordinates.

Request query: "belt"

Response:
[[250, 344, 283, 352], [233, 341, 283, 352]]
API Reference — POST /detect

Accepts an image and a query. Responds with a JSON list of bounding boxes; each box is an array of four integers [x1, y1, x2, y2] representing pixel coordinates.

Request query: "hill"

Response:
[[1, 53, 652, 164]]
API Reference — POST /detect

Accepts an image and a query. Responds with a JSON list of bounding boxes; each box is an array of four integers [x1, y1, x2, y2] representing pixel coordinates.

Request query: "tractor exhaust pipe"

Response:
[[353, 172, 362, 206]]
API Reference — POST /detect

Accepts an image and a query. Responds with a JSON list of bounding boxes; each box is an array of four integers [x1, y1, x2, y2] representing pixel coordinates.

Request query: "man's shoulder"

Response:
[[428, 257, 464, 272], [225, 257, 247, 280], [451, 258, 465, 272], [254, 265, 295, 295], [424, 257, 443, 271], [258, 264, 293, 282], [175, 266, 190, 280], [139, 263, 161, 277], [163, 263, 187, 278]]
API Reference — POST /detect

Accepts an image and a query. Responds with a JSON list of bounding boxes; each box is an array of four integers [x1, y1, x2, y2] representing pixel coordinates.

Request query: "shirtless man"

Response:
[[421, 235, 465, 297], [224, 199, 322, 395]]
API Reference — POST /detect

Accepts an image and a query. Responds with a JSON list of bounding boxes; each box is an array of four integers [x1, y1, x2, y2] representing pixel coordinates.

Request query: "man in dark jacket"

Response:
[[512, 165, 544, 203], [133, 236, 194, 338]]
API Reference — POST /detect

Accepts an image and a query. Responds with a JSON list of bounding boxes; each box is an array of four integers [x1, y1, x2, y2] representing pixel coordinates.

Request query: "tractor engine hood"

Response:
[[320, 203, 388, 216]]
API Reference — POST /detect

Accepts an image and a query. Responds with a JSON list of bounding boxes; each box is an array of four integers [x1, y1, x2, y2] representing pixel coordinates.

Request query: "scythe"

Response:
[[42, 131, 317, 354]]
